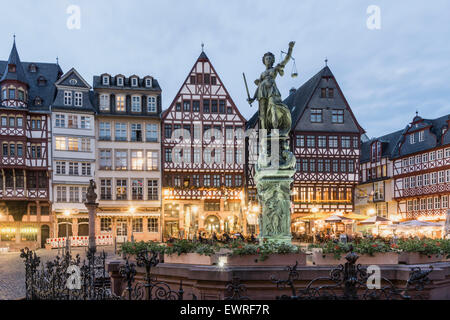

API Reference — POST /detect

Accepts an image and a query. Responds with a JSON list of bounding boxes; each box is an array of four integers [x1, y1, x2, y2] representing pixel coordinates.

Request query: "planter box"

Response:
[[399, 252, 443, 265], [225, 252, 306, 266], [163, 253, 217, 265], [313, 252, 398, 266]]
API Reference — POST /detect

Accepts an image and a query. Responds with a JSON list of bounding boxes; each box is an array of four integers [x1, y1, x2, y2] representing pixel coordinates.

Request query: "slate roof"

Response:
[[0, 41, 28, 83], [361, 114, 450, 162], [93, 75, 162, 92], [246, 66, 332, 130], [360, 129, 404, 163]]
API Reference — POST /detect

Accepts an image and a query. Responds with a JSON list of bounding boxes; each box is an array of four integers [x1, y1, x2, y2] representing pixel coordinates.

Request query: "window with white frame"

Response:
[[145, 78, 152, 87], [117, 77, 124, 86], [80, 116, 90, 129], [429, 151, 435, 161], [442, 195, 449, 208], [81, 187, 87, 202], [446, 169, 450, 182], [100, 218, 112, 232], [418, 130, 424, 142], [420, 198, 426, 210], [131, 124, 142, 141], [417, 175, 422, 187], [116, 95, 125, 112], [99, 150, 112, 170], [100, 179, 112, 200], [404, 177, 410, 189], [431, 172, 437, 184], [437, 149, 443, 159], [409, 157, 414, 165], [131, 96, 141, 112], [55, 137, 67, 150], [435, 196, 440, 209], [147, 217, 158, 232], [132, 218, 143, 232], [102, 76, 109, 85], [146, 151, 158, 170], [74, 92, 82, 107], [68, 115, 78, 128], [64, 91, 72, 105], [147, 180, 158, 200], [115, 122, 127, 141], [56, 186, 67, 202], [407, 200, 413, 211], [410, 176, 416, 188], [146, 123, 158, 142], [439, 171, 445, 184], [414, 199, 419, 211], [81, 138, 90, 151], [131, 151, 144, 170], [55, 114, 65, 128], [427, 198, 433, 210], [131, 179, 143, 200], [99, 122, 111, 140], [147, 96, 156, 112], [69, 162, 79, 175], [423, 173, 429, 186], [115, 150, 128, 170], [422, 153, 428, 163], [131, 77, 138, 87], [100, 94, 110, 111], [409, 133, 415, 144], [81, 163, 91, 176], [116, 179, 127, 200], [56, 161, 66, 174], [445, 148, 450, 158], [69, 186, 79, 202]]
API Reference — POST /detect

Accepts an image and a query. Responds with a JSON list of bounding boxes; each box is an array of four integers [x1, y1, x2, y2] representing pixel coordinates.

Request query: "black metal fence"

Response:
[[22, 247, 434, 300]]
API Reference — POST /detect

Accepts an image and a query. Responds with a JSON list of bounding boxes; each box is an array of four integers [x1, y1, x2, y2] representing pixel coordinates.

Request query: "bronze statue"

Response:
[[85, 179, 97, 204], [248, 41, 295, 136]]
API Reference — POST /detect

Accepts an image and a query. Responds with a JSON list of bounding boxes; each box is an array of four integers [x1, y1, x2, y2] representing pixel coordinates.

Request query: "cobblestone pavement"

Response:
[[0, 246, 119, 300]]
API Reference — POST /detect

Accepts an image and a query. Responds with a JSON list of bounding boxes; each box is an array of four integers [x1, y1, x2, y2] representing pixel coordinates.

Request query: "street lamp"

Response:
[[63, 210, 71, 254]]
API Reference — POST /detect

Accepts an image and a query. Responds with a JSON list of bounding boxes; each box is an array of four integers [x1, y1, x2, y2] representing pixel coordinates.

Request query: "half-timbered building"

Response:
[[93, 72, 162, 243], [161, 50, 247, 239], [247, 65, 364, 233], [50, 68, 96, 239], [356, 130, 403, 221], [0, 40, 62, 250], [392, 114, 450, 222]]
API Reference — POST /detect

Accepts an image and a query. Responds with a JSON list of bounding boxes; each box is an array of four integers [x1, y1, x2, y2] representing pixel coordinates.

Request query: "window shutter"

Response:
[[110, 94, 115, 111], [142, 95, 147, 112], [126, 95, 131, 112]]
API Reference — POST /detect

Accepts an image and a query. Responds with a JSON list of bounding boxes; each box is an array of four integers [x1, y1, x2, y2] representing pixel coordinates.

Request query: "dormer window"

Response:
[[145, 78, 152, 87], [371, 141, 381, 163], [37, 76, 47, 86], [409, 133, 415, 144], [29, 64, 37, 73], [74, 92, 82, 107], [418, 130, 424, 142], [117, 77, 124, 86], [102, 76, 109, 85], [64, 91, 72, 105], [8, 64, 16, 72], [131, 77, 138, 87], [34, 97, 42, 106]]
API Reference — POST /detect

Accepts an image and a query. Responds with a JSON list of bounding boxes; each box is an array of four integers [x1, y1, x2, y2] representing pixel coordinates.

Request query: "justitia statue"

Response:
[[85, 179, 97, 204], [245, 41, 297, 244], [248, 41, 295, 136]]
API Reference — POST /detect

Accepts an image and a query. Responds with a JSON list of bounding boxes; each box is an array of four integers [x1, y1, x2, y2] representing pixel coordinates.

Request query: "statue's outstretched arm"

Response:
[[278, 41, 296, 68]]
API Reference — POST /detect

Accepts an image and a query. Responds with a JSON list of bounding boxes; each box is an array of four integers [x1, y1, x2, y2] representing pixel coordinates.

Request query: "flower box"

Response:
[[312, 252, 398, 266], [225, 252, 306, 266], [163, 253, 217, 265], [399, 252, 443, 265]]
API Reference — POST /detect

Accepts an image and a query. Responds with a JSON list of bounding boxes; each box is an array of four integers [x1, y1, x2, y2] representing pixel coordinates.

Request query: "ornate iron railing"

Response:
[[20, 247, 119, 300], [271, 250, 434, 300]]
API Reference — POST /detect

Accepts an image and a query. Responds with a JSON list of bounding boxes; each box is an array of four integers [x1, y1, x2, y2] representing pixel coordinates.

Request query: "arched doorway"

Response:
[[58, 220, 73, 238], [78, 218, 89, 236], [204, 215, 220, 235], [41, 225, 49, 248]]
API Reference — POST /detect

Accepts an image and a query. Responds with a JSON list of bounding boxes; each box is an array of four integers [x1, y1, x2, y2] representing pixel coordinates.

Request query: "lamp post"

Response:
[[63, 210, 71, 254], [84, 179, 98, 253]]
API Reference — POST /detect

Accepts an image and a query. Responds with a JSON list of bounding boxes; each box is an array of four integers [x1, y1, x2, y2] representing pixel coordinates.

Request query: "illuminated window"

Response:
[[116, 179, 127, 200], [116, 95, 125, 112], [131, 150, 144, 170], [147, 151, 158, 170], [55, 137, 67, 150], [132, 218, 143, 232], [131, 179, 144, 200]]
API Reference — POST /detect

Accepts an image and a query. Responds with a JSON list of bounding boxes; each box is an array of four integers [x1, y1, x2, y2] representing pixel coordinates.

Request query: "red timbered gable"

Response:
[[162, 51, 246, 199]]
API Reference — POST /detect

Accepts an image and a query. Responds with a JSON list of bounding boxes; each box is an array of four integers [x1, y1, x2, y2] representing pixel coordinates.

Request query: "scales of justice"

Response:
[[243, 41, 297, 244]]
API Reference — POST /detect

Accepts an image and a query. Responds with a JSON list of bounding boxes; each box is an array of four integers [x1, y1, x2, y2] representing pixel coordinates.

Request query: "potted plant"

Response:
[[225, 241, 306, 266], [163, 240, 218, 265], [398, 239, 445, 264]]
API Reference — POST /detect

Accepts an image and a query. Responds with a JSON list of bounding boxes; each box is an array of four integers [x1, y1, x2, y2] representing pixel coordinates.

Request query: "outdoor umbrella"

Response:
[[398, 220, 441, 227], [359, 216, 391, 225], [325, 215, 352, 223]]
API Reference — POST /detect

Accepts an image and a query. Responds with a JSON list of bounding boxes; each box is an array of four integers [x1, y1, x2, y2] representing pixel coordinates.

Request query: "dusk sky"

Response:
[[1, 0, 449, 138]]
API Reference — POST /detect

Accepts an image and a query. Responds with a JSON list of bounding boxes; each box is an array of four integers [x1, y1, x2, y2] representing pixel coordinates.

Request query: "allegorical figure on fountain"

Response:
[[248, 41, 295, 137]]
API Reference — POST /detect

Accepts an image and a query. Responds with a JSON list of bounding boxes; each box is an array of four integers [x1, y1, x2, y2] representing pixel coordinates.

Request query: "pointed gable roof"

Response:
[[55, 67, 91, 89], [1, 40, 28, 84], [162, 50, 246, 123]]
